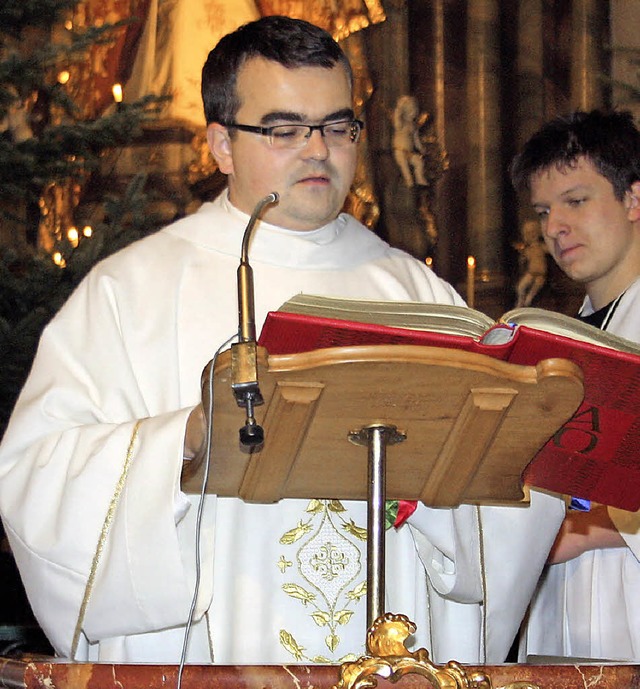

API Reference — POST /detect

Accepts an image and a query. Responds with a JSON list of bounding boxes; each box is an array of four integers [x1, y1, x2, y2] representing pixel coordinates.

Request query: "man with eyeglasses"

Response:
[[0, 15, 564, 666]]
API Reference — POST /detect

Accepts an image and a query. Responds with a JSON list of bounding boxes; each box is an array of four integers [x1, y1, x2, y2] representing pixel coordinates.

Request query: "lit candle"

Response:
[[425, 256, 433, 269], [67, 226, 79, 248], [112, 83, 123, 105], [466, 255, 476, 309]]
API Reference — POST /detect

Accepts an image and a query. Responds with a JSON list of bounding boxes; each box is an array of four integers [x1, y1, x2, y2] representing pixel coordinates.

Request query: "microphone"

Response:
[[231, 192, 279, 449]]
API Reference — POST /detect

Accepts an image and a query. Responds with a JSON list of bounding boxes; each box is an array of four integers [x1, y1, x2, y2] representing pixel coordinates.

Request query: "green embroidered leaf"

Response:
[[338, 653, 359, 663], [334, 609, 354, 625], [312, 655, 332, 663], [279, 519, 313, 545], [306, 499, 324, 513], [346, 581, 367, 600], [311, 611, 330, 627], [280, 630, 305, 660], [282, 583, 316, 604], [343, 519, 367, 540], [328, 499, 346, 513], [277, 556, 293, 573], [325, 633, 340, 652]]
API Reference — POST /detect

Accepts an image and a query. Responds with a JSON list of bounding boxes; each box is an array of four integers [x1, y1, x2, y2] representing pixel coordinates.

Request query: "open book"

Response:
[[258, 294, 640, 512]]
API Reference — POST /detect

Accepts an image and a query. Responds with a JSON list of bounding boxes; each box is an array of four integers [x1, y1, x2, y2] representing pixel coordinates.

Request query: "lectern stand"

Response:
[[349, 423, 406, 627], [183, 342, 584, 634]]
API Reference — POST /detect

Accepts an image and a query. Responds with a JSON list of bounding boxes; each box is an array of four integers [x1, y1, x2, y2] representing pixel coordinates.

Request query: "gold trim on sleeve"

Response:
[[70, 420, 142, 658]]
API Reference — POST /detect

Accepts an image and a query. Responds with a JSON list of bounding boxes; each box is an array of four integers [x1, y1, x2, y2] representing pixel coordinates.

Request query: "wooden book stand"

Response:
[[182, 343, 583, 627]]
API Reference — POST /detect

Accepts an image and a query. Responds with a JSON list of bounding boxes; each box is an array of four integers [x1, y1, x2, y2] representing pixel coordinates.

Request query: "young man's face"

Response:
[[207, 57, 358, 231], [529, 157, 640, 309]]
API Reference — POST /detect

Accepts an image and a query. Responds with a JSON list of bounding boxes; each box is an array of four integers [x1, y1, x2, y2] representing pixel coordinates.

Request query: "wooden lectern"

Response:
[[0, 346, 587, 689], [182, 342, 584, 629], [183, 344, 583, 503]]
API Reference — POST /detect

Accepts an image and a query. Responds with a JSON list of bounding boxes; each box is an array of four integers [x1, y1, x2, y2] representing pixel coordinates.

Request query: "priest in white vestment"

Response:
[[0, 16, 564, 665]]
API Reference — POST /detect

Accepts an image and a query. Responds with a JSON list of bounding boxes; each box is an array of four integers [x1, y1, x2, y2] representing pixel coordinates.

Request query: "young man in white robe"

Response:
[[511, 109, 640, 661], [0, 16, 564, 665]]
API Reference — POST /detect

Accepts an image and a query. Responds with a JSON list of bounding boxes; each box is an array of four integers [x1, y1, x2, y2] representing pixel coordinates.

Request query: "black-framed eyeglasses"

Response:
[[225, 119, 364, 149]]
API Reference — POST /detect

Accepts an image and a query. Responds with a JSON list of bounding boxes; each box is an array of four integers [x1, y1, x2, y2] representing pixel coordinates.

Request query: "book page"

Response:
[[278, 294, 496, 339], [501, 307, 640, 354]]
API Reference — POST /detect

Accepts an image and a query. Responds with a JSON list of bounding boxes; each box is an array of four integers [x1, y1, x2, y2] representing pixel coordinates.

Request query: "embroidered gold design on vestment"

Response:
[[277, 499, 367, 662]]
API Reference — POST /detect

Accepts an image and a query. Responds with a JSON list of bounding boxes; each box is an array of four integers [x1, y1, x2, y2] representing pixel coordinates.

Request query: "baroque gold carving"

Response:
[[333, 613, 492, 689], [333, 613, 540, 689], [255, 0, 386, 41], [187, 130, 220, 187]]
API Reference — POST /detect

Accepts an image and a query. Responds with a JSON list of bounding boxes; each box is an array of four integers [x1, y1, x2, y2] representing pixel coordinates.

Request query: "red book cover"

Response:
[[502, 326, 640, 512], [258, 309, 640, 511], [258, 309, 500, 355]]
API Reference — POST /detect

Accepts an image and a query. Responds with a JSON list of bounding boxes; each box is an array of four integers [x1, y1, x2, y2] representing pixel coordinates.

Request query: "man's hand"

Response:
[[183, 403, 206, 462], [548, 503, 626, 564]]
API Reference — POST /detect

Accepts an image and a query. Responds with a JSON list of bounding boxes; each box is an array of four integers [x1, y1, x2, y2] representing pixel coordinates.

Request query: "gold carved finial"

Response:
[[333, 613, 493, 689]]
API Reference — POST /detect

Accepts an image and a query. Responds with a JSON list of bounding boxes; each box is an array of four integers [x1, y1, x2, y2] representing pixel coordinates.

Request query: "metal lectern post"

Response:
[[348, 424, 406, 628]]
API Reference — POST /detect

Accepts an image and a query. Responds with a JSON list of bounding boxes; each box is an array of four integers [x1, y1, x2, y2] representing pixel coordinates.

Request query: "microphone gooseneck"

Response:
[[237, 192, 279, 343], [241, 192, 279, 264], [232, 192, 279, 450]]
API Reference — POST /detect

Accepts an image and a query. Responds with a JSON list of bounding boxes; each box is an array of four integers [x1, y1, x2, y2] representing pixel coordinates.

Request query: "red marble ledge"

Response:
[[1, 659, 640, 689]]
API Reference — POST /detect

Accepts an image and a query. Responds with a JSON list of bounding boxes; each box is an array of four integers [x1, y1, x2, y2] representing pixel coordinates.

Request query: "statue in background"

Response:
[[392, 95, 428, 188], [386, 95, 447, 258], [513, 219, 548, 308]]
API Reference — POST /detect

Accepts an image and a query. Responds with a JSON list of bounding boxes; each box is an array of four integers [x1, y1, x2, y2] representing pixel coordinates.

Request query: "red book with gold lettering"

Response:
[[258, 294, 640, 511]]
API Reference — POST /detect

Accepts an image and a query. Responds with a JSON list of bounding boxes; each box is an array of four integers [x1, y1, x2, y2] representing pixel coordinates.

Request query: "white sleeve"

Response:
[[407, 503, 483, 602], [405, 490, 564, 661], [0, 270, 205, 657]]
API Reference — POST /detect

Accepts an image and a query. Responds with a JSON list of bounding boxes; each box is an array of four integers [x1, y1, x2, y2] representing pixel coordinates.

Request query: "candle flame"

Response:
[[67, 227, 79, 247]]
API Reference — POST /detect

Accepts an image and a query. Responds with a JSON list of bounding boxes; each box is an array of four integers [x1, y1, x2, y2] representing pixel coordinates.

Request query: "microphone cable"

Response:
[[177, 191, 278, 686], [177, 331, 236, 689]]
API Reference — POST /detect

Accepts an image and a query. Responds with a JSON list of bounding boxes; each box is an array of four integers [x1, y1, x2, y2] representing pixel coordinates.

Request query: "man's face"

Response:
[[530, 157, 640, 309], [207, 57, 357, 231]]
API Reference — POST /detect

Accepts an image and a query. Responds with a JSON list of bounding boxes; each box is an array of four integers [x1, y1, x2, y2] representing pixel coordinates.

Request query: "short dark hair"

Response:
[[201, 15, 353, 126], [510, 109, 640, 201]]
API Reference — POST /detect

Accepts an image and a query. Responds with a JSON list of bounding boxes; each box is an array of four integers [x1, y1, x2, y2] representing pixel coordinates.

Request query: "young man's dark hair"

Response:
[[510, 109, 640, 201], [201, 15, 353, 127]]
